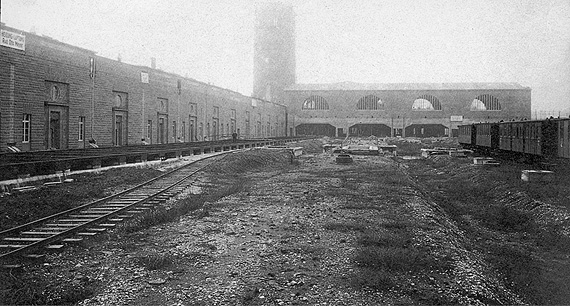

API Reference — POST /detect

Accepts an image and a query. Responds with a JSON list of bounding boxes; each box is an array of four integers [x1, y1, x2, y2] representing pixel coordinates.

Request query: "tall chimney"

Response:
[[151, 57, 156, 69]]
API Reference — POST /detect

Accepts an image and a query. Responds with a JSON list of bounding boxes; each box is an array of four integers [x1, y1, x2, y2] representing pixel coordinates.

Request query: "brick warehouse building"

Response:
[[0, 23, 287, 152], [253, 3, 532, 138], [284, 82, 531, 137]]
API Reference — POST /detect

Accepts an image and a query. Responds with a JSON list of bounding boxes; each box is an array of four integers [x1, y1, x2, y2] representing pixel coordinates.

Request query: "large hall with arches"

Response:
[[284, 82, 531, 138]]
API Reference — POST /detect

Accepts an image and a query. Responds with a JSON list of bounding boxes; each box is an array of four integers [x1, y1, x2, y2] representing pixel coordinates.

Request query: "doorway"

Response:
[[45, 105, 68, 150]]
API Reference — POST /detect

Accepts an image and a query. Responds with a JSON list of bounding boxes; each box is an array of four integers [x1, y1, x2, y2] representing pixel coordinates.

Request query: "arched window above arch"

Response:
[[51, 85, 60, 101], [471, 94, 501, 111], [302, 96, 329, 110], [357, 95, 384, 110], [114, 95, 123, 107], [412, 94, 441, 110]]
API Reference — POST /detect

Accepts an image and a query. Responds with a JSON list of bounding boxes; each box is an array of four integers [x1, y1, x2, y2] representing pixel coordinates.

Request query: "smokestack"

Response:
[[151, 57, 156, 69], [117, 53, 122, 62]]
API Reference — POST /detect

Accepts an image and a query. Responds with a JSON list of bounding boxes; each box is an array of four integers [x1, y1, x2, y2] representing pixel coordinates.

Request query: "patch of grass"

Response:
[[0, 167, 161, 231], [136, 252, 174, 270], [486, 243, 548, 304], [350, 267, 395, 290], [121, 178, 245, 233], [355, 246, 446, 273], [485, 206, 537, 232], [324, 222, 367, 232], [241, 286, 260, 304], [351, 215, 453, 298], [357, 231, 408, 248], [0, 270, 99, 305], [536, 224, 570, 252], [407, 156, 570, 304]]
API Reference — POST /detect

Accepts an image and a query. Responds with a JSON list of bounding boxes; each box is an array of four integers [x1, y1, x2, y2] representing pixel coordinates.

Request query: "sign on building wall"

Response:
[[140, 72, 149, 83], [450, 115, 463, 122], [1, 29, 26, 51]]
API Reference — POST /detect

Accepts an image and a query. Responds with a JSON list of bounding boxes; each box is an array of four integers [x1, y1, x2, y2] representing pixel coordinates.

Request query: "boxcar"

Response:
[[458, 124, 475, 147], [475, 123, 499, 149], [498, 121, 512, 152], [556, 118, 570, 159]]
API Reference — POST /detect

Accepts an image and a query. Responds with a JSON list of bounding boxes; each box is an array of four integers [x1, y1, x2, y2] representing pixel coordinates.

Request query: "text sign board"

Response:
[[140, 72, 149, 84], [1, 29, 26, 51], [450, 115, 463, 122]]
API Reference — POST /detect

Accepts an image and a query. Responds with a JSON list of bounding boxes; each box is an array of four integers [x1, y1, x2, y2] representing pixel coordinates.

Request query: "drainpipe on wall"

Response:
[[8, 64, 15, 146]]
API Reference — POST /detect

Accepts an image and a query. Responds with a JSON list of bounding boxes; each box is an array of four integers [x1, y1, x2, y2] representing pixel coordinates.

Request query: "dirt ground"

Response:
[[2, 138, 569, 305]]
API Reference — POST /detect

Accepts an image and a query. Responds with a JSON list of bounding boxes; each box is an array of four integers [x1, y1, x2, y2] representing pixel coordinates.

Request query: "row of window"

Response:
[[301, 94, 502, 111], [20, 110, 275, 145], [21, 114, 87, 144]]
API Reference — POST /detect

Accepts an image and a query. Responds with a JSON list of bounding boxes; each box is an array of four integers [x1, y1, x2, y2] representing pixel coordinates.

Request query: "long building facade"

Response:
[[253, 3, 532, 138], [0, 23, 287, 152], [284, 82, 532, 137]]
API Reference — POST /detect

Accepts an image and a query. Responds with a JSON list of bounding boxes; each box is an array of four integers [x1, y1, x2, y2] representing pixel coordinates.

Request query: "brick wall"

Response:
[[285, 88, 531, 136], [0, 25, 287, 152]]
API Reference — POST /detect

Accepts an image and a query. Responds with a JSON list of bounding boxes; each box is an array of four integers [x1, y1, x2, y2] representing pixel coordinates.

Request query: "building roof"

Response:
[[285, 81, 530, 91]]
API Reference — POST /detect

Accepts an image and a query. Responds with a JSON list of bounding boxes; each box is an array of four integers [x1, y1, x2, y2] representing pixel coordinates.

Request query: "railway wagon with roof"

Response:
[[459, 118, 570, 160]]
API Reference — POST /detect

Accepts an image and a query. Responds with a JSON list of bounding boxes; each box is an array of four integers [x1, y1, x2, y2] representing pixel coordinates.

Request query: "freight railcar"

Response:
[[458, 118, 570, 161]]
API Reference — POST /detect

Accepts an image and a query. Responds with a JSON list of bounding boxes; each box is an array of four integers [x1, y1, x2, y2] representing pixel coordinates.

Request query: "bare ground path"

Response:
[[2, 139, 569, 305]]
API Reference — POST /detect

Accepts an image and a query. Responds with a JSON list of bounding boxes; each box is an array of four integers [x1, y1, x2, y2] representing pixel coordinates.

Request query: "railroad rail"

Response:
[[0, 152, 228, 264]]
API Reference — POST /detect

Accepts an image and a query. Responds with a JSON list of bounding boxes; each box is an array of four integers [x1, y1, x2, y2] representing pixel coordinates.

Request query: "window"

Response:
[[22, 114, 31, 143], [471, 94, 501, 111], [302, 96, 329, 110], [115, 95, 122, 107], [113, 92, 128, 109], [213, 106, 220, 118], [412, 95, 441, 110], [231, 109, 236, 119], [182, 121, 186, 141], [46, 81, 69, 103], [147, 120, 152, 141], [172, 121, 177, 140], [51, 86, 60, 101], [158, 98, 168, 112], [357, 95, 384, 110], [79, 116, 85, 141]]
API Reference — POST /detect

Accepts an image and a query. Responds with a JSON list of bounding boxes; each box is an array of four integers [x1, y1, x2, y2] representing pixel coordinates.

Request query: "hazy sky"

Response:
[[2, 0, 569, 112]]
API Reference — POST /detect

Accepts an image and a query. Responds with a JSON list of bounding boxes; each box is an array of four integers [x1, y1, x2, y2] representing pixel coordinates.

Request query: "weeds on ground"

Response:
[[0, 167, 161, 231], [410, 156, 570, 304], [323, 222, 367, 232], [135, 252, 175, 270], [120, 178, 245, 233], [0, 269, 99, 305]]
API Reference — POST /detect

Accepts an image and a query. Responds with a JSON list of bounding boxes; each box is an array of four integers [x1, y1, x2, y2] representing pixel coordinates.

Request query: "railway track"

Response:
[[0, 152, 228, 265]]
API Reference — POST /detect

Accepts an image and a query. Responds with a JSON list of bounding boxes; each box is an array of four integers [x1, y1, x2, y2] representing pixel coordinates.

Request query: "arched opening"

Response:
[[295, 123, 335, 137], [302, 96, 329, 110], [357, 95, 384, 110], [471, 94, 501, 111], [348, 124, 391, 137], [412, 95, 441, 110], [405, 124, 448, 137]]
